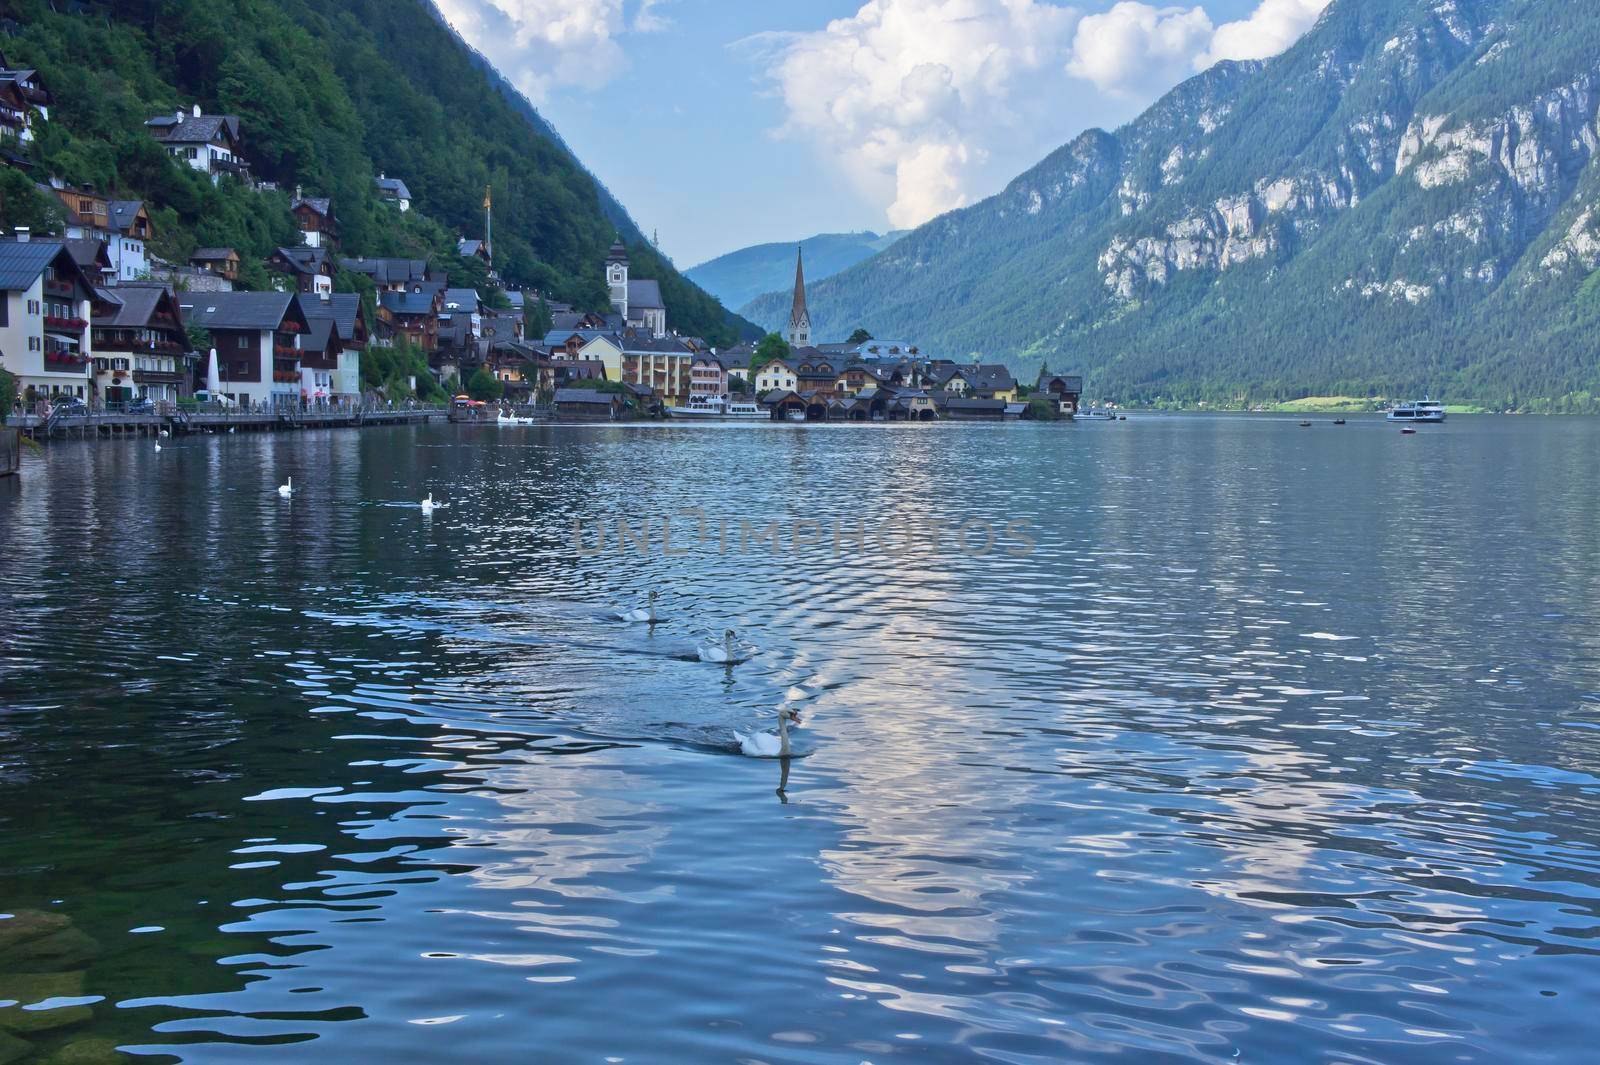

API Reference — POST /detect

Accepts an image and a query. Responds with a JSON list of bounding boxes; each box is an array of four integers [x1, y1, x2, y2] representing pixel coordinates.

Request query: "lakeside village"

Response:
[[0, 80, 1084, 441]]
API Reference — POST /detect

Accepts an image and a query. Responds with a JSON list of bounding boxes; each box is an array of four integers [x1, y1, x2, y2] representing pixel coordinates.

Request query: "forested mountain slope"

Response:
[[747, 0, 1600, 409], [0, 0, 753, 345]]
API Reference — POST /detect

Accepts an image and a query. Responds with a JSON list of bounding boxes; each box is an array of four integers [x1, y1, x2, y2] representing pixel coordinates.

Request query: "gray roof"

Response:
[[0, 239, 80, 291], [550, 312, 589, 332], [302, 315, 335, 354], [943, 397, 1007, 411], [105, 200, 145, 234], [504, 291, 525, 309], [380, 290, 436, 316], [340, 257, 429, 286], [443, 288, 480, 314], [555, 388, 618, 404], [180, 290, 297, 331], [190, 247, 237, 261], [291, 196, 332, 218], [626, 279, 664, 310], [93, 283, 173, 328], [458, 238, 487, 257], [619, 332, 692, 355], [299, 293, 362, 344], [545, 328, 619, 347], [145, 112, 240, 146], [65, 238, 109, 271], [374, 176, 412, 200], [273, 245, 330, 275]]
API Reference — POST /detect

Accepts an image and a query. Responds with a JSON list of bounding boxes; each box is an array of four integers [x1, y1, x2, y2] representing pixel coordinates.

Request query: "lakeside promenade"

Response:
[[7, 402, 445, 442]]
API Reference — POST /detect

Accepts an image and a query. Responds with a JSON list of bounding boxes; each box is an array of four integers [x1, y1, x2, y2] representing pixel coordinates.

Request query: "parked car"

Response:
[[51, 397, 88, 416], [126, 398, 156, 415]]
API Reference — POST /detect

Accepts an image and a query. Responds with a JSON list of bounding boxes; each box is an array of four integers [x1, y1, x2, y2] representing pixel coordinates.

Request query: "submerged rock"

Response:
[[4, 928, 99, 972], [40, 1037, 132, 1065], [0, 1030, 29, 1065], [0, 911, 71, 952]]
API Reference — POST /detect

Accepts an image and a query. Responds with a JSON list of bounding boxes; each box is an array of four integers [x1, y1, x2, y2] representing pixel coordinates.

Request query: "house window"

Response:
[[237, 335, 250, 349]]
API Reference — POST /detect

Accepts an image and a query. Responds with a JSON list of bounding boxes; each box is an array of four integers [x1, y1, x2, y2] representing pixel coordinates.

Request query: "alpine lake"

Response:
[[2, 414, 1599, 1064]]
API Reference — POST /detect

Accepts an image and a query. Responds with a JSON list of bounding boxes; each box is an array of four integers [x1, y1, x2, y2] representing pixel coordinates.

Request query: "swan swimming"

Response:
[[153, 442, 162, 452], [698, 629, 754, 664], [277, 476, 293, 498], [420, 492, 446, 515], [735, 706, 801, 758], [615, 590, 659, 624]]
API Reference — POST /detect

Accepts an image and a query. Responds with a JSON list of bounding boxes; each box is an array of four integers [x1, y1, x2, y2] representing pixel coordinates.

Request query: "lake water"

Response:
[[2, 415, 1599, 1064]]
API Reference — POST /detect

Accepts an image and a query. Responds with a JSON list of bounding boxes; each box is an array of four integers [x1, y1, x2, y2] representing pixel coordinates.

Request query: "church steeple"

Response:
[[787, 246, 811, 348]]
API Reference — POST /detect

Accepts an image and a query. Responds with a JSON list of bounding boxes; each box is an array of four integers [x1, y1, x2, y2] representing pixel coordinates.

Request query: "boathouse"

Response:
[[554, 387, 622, 421]]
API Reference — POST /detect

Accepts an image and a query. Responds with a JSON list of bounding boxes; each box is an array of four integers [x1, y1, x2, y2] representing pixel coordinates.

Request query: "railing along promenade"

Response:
[[5, 401, 447, 441]]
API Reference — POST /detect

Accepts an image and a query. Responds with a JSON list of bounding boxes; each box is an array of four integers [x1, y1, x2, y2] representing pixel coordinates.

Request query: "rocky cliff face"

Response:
[[757, 0, 1600, 408]]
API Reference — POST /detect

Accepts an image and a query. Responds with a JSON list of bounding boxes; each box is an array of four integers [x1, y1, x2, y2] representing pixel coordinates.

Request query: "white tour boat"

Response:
[[667, 396, 767, 420], [1387, 400, 1446, 423]]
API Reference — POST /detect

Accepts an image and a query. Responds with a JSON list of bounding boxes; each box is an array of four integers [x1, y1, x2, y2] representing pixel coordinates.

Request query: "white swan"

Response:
[[615, 590, 659, 623], [698, 628, 754, 664], [277, 476, 293, 498], [420, 492, 447, 515], [153, 442, 162, 452], [735, 707, 800, 758]]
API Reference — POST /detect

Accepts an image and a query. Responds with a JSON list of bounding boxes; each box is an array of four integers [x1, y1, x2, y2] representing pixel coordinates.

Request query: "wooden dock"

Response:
[[7, 405, 445, 442]]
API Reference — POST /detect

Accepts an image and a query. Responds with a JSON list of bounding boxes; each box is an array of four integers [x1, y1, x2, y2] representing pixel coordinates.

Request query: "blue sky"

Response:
[[434, 0, 1330, 267]]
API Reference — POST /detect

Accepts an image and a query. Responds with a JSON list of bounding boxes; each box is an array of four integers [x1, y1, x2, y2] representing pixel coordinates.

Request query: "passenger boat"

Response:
[[1386, 399, 1446, 423], [1077, 409, 1116, 421], [666, 396, 767, 420]]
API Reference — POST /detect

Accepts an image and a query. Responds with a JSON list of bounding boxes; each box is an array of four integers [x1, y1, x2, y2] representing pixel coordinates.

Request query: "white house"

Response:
[[57, 189, 152, 284], [374, 174, 412, 212], [0, 235, 97, 403], [144, 105, 248, 183], [754, 358, 797, 395], [0, 58, 51, 144]]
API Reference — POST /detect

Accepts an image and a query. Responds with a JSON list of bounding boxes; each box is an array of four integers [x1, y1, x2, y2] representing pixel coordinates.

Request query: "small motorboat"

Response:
[[1400, 427, 1418, 435], [1299, 420, 1311, 428], [1332, 419, 1347, 425]]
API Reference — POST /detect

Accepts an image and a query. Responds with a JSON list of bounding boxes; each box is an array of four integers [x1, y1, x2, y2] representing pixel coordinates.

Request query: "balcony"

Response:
[[273, 344, 301, 360], [272, 370, 300, 384], [44, 315, 88, 331], [95, 336, 184, 355], [44, 278, 74, 296], [44, 351, 87, 371]]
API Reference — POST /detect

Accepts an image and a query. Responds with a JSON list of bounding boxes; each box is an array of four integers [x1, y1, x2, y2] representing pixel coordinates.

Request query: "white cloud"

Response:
[[434, 0, 667, 103], [1067, 3, 1215, 96], [756, 0, 1330, 232], [1200, 0, 1331, 66], [754, 0, 1081, 230]]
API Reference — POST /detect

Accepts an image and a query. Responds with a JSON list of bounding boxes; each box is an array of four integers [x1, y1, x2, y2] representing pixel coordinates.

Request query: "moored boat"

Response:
[[666, 396, 766, 420], [1387, 399, 1446, 423]]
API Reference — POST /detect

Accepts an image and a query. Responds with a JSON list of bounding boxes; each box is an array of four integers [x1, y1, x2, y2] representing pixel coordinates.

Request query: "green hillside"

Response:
[[746, 0, 1600, 410], [0, 0, 754, 345], [685, 230, 906, 316]]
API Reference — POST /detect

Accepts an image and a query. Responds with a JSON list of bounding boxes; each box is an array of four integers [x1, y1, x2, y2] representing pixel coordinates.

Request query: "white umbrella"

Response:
[[206, 348, 221, 394]]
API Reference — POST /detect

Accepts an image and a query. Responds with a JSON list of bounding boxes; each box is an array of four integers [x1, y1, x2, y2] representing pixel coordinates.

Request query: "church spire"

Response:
[[787, 246, 811, 348]]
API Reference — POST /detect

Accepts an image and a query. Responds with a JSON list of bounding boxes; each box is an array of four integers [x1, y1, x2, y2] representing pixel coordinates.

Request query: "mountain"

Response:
[[0, 0, 755, 346], [686, 231, 906, 316], [747, 0, 1600, 410]]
